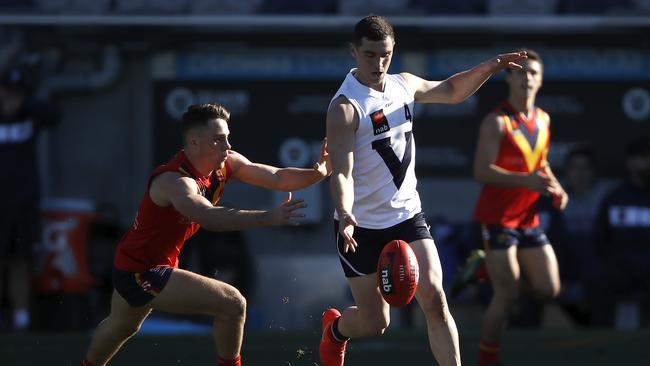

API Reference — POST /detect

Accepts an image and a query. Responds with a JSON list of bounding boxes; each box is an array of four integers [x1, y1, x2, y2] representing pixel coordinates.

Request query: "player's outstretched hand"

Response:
[[270, 192, 307, 226], [339, 212, 358, 253], [481, 51, 528, 73], [314, 137, 333, 177]]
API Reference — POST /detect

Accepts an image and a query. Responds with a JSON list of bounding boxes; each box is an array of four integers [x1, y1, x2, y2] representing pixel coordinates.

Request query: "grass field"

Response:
[[3, 328, 649, 365]]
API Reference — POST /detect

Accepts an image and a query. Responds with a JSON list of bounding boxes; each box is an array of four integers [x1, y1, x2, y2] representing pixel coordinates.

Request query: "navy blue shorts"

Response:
[[112, 266, 174, 307], [334, 212, 433, 278], [480, 224, 550, 250]]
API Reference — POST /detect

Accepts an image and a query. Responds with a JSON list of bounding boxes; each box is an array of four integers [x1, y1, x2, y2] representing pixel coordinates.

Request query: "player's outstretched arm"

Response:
[[227, 139, 331, 192], [150, 172, 307, 230], [327, 96, 358, 253], [401, 51, 527, 105], [473, 113, 552, 192]]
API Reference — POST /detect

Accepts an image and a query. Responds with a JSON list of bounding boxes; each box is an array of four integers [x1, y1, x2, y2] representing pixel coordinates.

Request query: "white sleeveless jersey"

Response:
[[331, 69, 421, 229]]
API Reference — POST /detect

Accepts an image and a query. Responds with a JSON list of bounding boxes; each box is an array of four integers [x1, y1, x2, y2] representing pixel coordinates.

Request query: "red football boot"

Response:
[[319, 308, 347, 366]]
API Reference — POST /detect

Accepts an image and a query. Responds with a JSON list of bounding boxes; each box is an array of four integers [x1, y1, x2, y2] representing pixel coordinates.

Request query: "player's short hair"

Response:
[[506, 48, 543, 72], [181, 103, 230, 138], [352, 15, 395, 47]]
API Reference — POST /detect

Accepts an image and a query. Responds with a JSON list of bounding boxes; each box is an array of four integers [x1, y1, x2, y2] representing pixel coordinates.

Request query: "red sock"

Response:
[[476, 262, 490, 282], [81, 359, 94, 366], [218, 354, 241, 366], [479, 340, 499, 366]]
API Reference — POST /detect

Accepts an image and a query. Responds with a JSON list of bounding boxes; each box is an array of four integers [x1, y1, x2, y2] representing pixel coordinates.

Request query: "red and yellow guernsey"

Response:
[[474, 101, 550, 228], [114, 150, 231, 272]]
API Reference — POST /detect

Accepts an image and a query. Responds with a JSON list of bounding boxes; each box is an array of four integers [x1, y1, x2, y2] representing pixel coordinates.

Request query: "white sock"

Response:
[[13, 309, 30, 330]]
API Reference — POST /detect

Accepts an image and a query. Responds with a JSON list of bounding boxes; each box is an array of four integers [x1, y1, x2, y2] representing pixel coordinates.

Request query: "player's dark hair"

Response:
[[181, 103, 230, 138], [506, 48, 543, 72], [352, 15, 395, 47]]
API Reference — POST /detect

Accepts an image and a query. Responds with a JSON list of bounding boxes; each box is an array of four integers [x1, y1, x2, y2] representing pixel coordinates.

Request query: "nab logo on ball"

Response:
[[377, 240, 419, 307], [380, 253, 395, 294]]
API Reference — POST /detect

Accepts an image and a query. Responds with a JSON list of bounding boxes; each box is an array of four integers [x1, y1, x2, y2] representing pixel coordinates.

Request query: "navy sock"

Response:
[[330, 318, 350, 342]]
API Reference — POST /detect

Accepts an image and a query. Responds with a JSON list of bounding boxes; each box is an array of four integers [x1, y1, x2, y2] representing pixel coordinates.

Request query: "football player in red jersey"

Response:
[[471, 49, 567, 366], [80, 103, 331, 366]]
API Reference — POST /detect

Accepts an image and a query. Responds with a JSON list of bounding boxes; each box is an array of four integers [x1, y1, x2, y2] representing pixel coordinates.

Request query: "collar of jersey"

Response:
[[349, 68, 388, 99], [178, 149, 211, 180]]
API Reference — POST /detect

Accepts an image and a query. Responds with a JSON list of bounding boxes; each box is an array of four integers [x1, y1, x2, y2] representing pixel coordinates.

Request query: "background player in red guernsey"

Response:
[[472, 49, 568, 366], [81, 103, 331, 366]]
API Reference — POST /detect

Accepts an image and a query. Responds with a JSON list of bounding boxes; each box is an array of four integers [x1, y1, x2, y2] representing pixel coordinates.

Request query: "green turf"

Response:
[[2, 328, 649, 365]]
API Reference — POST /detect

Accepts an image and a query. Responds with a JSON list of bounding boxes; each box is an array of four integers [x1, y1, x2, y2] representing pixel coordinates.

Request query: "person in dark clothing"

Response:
[[0, 64, 61, 331], [587, 137, 650, 327]]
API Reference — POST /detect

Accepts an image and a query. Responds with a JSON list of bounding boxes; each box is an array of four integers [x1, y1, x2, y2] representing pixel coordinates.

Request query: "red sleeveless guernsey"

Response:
[[473, 101, 550, 228], [114, 150, 231, 271]]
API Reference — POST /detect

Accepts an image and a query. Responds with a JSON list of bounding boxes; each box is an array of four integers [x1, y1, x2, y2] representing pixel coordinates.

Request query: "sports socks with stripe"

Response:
[[330, 318, 350, 343], [479, 340, 500, 366]]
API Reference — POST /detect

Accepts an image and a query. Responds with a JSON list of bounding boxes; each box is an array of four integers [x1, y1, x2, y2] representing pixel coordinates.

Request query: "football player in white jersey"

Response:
[[320, 15, 526, 366]]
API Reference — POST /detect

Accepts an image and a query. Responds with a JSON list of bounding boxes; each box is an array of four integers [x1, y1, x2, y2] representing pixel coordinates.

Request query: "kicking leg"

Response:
[[337, 274, 391, 337], [320, 274, 389, 366]]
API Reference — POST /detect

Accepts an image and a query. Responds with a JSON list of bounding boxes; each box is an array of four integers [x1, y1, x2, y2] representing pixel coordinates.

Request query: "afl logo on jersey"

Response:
[[370, 109, 390, 136]]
